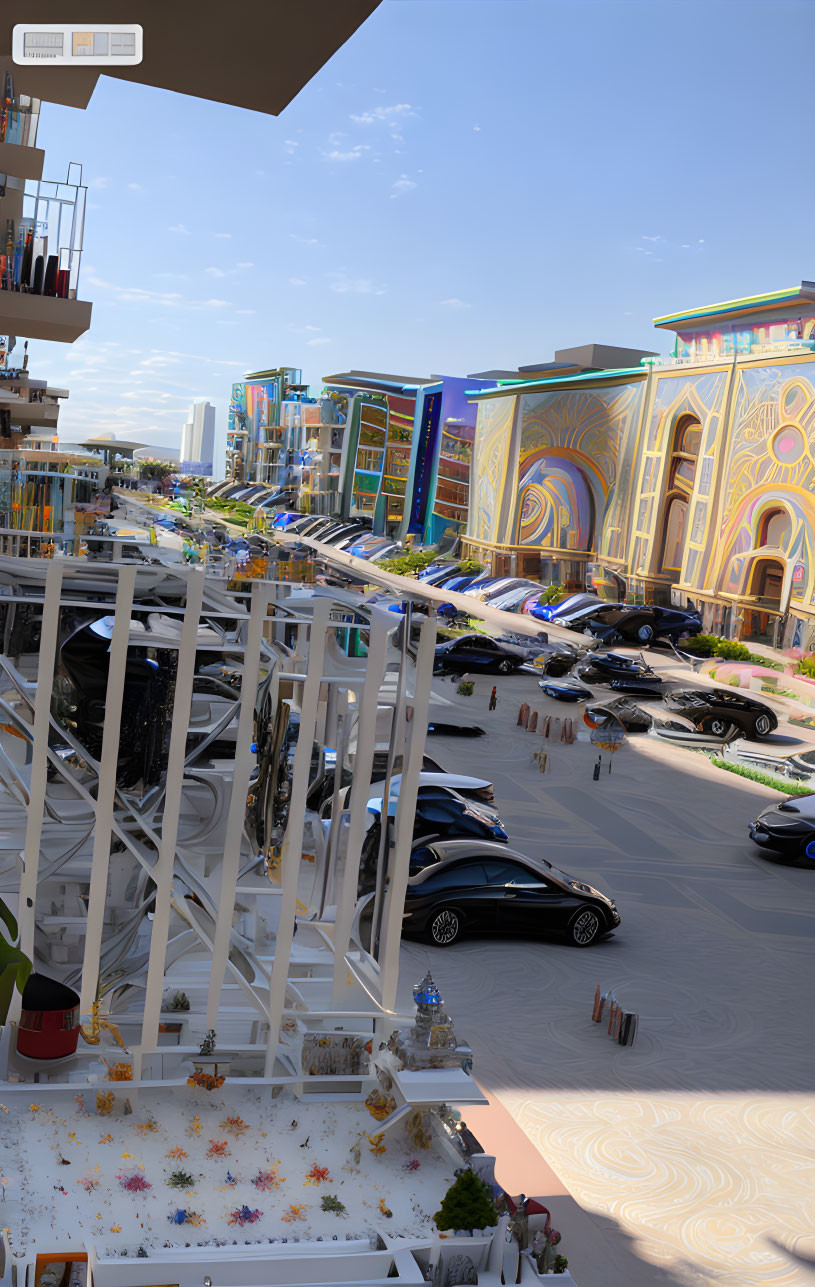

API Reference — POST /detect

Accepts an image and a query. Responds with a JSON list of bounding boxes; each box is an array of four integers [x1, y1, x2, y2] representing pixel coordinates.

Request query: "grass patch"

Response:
[[710, 756, 814, 795]]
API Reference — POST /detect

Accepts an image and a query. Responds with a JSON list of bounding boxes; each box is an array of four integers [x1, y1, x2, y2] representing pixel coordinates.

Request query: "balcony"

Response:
[[645, 338, 815, 369], [0, 163, 91, 342]]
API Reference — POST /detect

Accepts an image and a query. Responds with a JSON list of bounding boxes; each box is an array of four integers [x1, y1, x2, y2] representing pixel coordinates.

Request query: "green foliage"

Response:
[[540, 583, 564, 606], [457, 681, 474, 696], [682, 634, 783, 669], [0, 897, 32, 1025], [797, 656, 815, 678], [710, 757, 814, 796], [167, 1170, 196, 1189], [455, 559, 484, 575], [434, 1169, 498, 1232], [320, 1194, 346, 1214], [373, 550, 440, 578], [554, 1255, 569, 1274]]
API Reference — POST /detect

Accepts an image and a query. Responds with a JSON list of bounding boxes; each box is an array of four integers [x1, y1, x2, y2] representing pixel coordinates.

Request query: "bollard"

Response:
[[517, 702, 530, 727], [528, 710, 538, 733]]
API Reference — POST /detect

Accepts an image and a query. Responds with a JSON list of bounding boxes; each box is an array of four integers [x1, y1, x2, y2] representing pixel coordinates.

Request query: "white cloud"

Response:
[[307, 337, 332, 347], [236, 261, 254, 270], [439, 297, 470, 309], [283, 139, 299, 155], [168, 223, 191, 235], [641, 234, 663, 242], [289, 276, 307, 287], [473, 125, 481, 132], [350, 103, 415, 126], [203, 299, 230, 309], [128, 182, 143, 192], [324, 145, 370, 163], [329, 272, 386, 296], [290, 234, 323, 247], [391, 174, 417, 198], [236, 309, 256, 316], [214, 232, 231, 239], [205, 266, 225, 277]]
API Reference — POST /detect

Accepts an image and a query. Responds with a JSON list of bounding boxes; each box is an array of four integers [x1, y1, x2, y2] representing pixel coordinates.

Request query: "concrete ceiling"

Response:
[[0, 0, 381, 113]]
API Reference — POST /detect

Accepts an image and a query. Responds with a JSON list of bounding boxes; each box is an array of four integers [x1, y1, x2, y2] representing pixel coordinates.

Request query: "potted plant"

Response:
[[434, 1169, 498, 1236]]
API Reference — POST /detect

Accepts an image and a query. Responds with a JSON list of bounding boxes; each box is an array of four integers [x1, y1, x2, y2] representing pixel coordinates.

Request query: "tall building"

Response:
[[179, 399, 215, 475]]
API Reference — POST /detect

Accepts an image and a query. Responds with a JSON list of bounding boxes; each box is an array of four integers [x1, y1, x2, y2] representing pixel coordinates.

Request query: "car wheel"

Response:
[[704, 716, 731, 738], [428, 907, 461, 946], [636, 624, 654, 644], [753, 713, 773, 738], [570, 908, 601, 946], [497, 658, 514, 674]]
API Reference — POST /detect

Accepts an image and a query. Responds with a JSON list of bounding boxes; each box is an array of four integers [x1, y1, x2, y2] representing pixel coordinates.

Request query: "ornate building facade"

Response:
[[464, 282, 815, 648]]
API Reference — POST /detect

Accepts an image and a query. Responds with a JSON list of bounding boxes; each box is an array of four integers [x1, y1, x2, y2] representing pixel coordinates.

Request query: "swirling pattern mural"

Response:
[[713, 364, 815, 603], [516, 455, 593, 548], [469, 395, 516, 543]]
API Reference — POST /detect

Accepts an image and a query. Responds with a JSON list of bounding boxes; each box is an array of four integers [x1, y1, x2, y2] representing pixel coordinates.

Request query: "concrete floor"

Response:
[[397, 657, 815, 1287]]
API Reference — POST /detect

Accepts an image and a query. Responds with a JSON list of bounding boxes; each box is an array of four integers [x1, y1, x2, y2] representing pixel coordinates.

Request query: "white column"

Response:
[[378, 613, 436, 1012], [264, 598, 330, 1075], [15, 562, 64, 986], [331, 613, 389, 999], [80, 565, 137, 1014], [205, 581, 270, 1029], [141, 568, 205, 1054]]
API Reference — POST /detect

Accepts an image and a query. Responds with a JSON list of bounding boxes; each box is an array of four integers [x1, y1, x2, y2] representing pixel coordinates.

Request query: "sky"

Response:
[[22, 0, 815, 475]]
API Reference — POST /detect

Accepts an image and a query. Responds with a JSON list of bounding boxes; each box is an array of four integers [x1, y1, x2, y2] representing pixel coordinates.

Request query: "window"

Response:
[[484, 860, 552, 889], [419, 862, 488, 891]]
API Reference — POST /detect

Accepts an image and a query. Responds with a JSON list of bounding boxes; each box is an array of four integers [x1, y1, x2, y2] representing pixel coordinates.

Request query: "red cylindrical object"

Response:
[[16, 974, 81, 1059]]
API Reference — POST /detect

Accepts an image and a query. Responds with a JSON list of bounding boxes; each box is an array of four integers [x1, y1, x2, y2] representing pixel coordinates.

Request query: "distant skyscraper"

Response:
[[180, 401, 215, 475]]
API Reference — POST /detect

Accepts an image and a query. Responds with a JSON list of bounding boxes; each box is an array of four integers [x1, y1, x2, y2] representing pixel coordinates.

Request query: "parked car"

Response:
[[524, 591, 600, 623], [539, 677, 593, 702], [366, 786, 506, 839], [562, 602, 702, 645], [584, 696, 653, 734], [575, 651, 664, 689], [488, 582, 546, 611], [399, 839, 621, 946], [665, 688, 778, 739], [434, 634, 526, 675], [749, 794, 815, 860]]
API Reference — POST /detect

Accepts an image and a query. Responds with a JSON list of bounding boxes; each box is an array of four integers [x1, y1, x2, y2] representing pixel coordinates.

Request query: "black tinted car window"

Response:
[[484, 860, 551, 888], [418, 862, 489, 891]]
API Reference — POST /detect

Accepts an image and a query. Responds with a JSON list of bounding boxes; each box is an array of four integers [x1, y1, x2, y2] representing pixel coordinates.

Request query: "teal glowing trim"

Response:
[[465, 366, 647, 398], [654, 287, 803, 327]]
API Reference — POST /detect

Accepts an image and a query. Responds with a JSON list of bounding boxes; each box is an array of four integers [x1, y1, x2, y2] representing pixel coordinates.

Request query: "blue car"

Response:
[[525, 592, 601, 623]]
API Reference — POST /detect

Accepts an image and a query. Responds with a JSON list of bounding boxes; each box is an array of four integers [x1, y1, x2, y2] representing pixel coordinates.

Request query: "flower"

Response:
[[166, 1147, 188, 1160], [110, 1225, 121, 1233], [281, 1203, 307, 1223], [29, 1105, 39, 1112], [304, 1164, 332, 1185], [227, 1205, 262, 1227], [252, 1167, 284, 1192], [205, 1140, 230, 1160]]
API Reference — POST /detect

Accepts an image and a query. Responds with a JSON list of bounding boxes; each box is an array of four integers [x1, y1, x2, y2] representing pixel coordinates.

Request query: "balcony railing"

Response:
[[645, 339, 815, 369], [0, 163, 86, 297]]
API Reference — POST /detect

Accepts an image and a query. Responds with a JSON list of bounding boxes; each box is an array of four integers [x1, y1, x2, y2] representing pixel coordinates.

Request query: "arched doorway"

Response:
[[658, 415, 702, 575], [757, 508, 791, 550], [749, 556, 784, 609]]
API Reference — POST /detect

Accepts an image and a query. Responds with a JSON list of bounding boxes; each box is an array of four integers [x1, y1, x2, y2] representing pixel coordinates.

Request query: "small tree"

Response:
[[434, 1169, 497, 1232]]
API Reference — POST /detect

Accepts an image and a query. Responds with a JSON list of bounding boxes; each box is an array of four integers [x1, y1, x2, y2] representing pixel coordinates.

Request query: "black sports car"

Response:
[[584, 697, 653, 734], [575, 652, 664, 694], [434, 634, 525, 675], [399, 839, 620, 947], [538, 678, 593, 702], [749, 794, 815, 861], [562, 602, 701, 645], [665, 688, 778, 740]]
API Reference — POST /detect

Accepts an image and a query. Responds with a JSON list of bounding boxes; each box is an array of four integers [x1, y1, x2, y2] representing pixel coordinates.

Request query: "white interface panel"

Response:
[[12, 24, 143, 66]]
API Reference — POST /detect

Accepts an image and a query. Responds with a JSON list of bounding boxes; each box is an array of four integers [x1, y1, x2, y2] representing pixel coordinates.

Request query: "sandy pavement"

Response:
[[397, 661, 815, 1287]]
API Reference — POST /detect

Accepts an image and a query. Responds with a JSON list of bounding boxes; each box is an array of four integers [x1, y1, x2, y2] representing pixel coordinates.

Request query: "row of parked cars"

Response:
[[346, 759, 622, 949]]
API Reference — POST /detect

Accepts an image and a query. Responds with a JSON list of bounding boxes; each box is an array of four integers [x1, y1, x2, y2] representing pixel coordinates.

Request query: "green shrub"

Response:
[[456, 559, 484, 575], [373, 550, 440, 577], [683, 634, 771, 664], [709, 757, 814, 796], [540, 583, 564, 606], [434, 1169, 497, 1232], [797, 656, 815, 679], [457, 681, 474, 696]]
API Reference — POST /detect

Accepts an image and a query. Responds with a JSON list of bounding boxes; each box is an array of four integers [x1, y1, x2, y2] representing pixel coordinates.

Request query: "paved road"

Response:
[[396, 663, 815, 1287]]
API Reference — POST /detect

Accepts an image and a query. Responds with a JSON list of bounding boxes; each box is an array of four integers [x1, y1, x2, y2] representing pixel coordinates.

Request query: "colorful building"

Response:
[[464, 283, 815, 648], [226, 367, 302, 484]]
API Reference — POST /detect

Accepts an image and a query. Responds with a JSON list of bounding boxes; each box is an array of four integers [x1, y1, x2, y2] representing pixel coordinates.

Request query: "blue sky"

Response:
[[25, 0, 815, 473]]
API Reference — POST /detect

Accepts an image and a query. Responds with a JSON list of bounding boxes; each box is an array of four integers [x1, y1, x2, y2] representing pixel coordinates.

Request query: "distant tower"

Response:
[[180, 401, 216, 475]]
